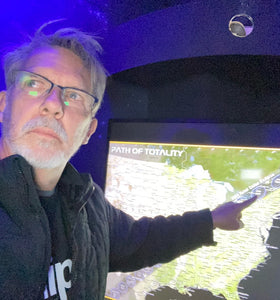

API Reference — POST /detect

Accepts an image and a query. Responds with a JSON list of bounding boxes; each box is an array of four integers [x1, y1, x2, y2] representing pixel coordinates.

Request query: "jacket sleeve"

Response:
[[106, 196, 216, 272]]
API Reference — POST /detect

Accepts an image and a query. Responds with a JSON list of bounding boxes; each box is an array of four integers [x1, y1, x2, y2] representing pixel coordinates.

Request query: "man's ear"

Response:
[[82, 118, 98, 145], [0, 91, 7, 123]]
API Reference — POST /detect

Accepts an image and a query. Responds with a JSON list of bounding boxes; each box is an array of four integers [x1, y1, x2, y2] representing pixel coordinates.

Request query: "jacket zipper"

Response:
[[70, 186, 94, 291], [15, 158, 52, 298]]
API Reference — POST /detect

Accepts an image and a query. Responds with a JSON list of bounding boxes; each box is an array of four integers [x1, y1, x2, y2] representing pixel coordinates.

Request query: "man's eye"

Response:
[[26, 79, 39, 88], [65, 90, 83, 101], [69, 92, 80, 100], [22, 77, 43, 89]]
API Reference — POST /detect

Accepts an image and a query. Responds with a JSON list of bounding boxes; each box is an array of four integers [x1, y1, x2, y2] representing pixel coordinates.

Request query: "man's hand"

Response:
[[211, 195, 257, 230]]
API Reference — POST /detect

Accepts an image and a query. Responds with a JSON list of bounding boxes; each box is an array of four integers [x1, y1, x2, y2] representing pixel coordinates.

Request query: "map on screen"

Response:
[[104, 123, 280, 300]]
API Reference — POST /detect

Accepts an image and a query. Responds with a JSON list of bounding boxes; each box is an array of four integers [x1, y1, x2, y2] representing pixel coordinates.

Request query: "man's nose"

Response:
[[39, 87, 64, 119]]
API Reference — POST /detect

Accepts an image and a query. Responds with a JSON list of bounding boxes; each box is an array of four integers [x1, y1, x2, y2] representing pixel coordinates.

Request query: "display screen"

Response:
[[104, 122, 280, 300]]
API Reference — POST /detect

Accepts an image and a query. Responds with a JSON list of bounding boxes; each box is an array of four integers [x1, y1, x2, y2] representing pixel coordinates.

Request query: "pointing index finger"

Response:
[[236, 195, 258, 210]]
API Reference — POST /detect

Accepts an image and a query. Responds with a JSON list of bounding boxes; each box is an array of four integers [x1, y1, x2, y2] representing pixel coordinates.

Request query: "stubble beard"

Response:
[[2, 104, 91, 169]]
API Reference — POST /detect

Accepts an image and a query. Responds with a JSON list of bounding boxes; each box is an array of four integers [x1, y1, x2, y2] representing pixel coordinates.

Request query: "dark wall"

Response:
[[107, 55, 280, 123], [103, 1, 280, 74], [82, 54, 280, 188], [92, 1, 280, 187]]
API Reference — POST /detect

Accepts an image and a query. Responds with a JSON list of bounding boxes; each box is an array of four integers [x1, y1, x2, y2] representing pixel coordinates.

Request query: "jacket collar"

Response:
[[58, 162, 95, 209], [6, 155, 94, 208]]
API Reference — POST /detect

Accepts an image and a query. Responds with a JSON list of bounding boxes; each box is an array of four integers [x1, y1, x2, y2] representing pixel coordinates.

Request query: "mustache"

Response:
[[21, 117, 68, 142]]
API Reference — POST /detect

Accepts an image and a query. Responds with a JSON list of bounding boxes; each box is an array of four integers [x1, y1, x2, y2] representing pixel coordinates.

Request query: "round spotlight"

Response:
[[229, 14, 254, 38]]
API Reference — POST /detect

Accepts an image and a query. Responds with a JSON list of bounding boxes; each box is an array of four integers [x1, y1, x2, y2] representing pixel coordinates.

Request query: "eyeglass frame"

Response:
[[10, 70, 99, 111]]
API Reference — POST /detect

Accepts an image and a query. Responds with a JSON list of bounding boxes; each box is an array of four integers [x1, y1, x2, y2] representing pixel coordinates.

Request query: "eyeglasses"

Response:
[[12, 70, 99, 112]]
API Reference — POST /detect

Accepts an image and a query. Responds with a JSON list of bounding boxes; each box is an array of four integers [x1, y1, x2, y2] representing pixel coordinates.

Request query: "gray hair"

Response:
[[3, 24, 107, 115]]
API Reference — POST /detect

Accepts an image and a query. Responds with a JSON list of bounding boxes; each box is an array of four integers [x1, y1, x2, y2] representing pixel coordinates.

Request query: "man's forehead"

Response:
[[21, 46, 92, 90], [22, 46, 83, 69]]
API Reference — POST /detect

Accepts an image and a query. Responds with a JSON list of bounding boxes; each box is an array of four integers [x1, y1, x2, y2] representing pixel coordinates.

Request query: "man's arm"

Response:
[[107, 205, 215, 272]]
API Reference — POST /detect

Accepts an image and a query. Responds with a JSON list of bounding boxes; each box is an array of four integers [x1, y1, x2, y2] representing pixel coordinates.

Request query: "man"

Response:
[[0, 26, 256, 300]]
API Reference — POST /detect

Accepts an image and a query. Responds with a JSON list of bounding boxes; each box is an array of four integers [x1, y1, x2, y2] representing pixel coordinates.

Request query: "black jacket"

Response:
[[0, 155, 215, 299]]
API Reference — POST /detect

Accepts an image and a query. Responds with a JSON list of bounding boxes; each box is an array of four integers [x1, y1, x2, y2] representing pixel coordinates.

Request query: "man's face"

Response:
[[0, 46, 97, 169]]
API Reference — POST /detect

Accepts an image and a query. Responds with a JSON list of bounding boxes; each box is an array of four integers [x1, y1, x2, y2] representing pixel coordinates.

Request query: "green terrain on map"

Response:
[[158, 145, 280, 191]]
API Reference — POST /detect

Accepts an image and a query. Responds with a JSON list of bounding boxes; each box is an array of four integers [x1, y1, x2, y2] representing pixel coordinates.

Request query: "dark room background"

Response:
[[0, 0, 280, 188], [1, 1, 280, 300]]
